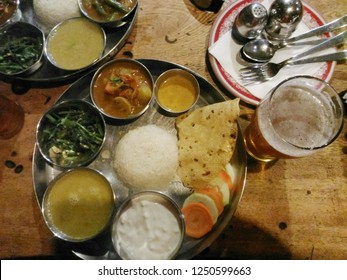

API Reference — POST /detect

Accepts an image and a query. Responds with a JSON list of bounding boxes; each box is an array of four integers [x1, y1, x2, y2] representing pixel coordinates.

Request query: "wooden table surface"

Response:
[[1, 0, 346, 260]]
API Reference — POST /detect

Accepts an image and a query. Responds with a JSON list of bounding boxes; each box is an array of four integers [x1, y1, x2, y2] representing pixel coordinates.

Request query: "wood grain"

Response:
[[0, 0, 346, 259]]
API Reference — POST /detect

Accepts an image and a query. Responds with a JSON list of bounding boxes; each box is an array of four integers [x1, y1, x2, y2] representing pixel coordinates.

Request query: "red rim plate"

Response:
[[208, 0, 336, 106]]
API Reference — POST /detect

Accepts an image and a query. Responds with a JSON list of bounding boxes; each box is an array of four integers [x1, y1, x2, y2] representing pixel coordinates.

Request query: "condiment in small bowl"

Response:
[[90, 58, 154, 123], [45, 17, 106, 71], [36, 100, 106, 169], [154, 69, 200, 116], [0, 0, 20, 28], [78, 0, 138, 28], [0, 21, 44, 76], [112, 191, 185, 260], [42, 167, 115, 242]]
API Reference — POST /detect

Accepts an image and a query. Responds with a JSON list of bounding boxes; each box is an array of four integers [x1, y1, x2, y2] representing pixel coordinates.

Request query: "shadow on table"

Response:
[[8, 224, 114, 260], [10, 215, 290, 260], [193, 216, 291, 260], [52, 224, 114, 260]]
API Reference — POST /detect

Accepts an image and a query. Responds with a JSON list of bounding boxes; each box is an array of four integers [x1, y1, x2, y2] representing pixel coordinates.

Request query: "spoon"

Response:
[[241, 38, 326, 63], [241, 14, 347, 63]]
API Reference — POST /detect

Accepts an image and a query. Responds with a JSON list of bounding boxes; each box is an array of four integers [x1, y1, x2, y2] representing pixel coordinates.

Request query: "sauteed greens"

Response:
[[0, 35, 42, 74], [41, 107, 104, 166]]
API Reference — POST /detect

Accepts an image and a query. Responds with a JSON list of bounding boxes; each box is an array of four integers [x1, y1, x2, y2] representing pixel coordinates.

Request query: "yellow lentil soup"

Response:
[[43, 168, 114, 241], [155, 69, 199, 114], [46, 18, 105, 70]]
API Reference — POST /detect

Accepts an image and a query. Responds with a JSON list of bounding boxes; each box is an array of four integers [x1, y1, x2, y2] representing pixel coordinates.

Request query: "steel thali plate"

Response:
[[0, 0, 137, 87], [32, 59, 247, 259]]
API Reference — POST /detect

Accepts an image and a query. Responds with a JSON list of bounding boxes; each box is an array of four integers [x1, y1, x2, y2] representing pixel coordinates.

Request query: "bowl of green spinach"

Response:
[[0, 21, 45, 76], [36, 100, 106, 169]]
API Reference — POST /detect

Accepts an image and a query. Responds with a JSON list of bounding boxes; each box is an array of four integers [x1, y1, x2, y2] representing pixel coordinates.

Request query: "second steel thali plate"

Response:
[[32, 59, 247, 259], [0, 0, 137, 88]]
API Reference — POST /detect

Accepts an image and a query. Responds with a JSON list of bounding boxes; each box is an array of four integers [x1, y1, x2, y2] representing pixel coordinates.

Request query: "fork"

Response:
[[239, 30, 347, 85], [240, 51, 347, 85]]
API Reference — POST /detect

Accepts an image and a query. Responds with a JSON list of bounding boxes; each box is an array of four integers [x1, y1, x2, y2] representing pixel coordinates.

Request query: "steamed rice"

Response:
[[114, 125, 178, 190], [33, 0, 80, 29]]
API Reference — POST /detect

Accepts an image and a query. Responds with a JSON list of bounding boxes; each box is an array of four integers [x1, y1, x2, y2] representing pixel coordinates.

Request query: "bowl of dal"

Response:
[[90, 58, 154, 123], [42, 168, 115, 242], [45, 17, 106, 71], [154, 69, 200, 116], [78, 0, 138, 28]]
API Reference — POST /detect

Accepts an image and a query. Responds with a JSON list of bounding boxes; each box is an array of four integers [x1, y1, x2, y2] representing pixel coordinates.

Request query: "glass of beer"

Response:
[[244, 76, 344, 162], [0, 95, 25, 139]]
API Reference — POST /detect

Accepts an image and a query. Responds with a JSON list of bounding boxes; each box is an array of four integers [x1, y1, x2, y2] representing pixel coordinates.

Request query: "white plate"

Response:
[[208, 0, 336, 106]]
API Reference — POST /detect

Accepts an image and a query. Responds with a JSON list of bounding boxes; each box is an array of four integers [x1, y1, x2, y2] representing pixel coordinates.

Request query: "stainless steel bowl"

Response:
[[0, 0, 21, 28], [78, 0, 138, 28], [36, 100, 106, 169], [0, 21, 44, 76], [154, 68, 200, 116], [112, 191, 185, 260], [45, 17, 106, 71], [90, 58, 154, 123], [42, 167, 115, 242]]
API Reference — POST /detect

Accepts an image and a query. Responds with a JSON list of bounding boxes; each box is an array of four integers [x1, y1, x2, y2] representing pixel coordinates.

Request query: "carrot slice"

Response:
[[197, 187, 224, 215], [181, 202, 214, 239], [219, 170, 233, 190], [183, 193, 218, 224]]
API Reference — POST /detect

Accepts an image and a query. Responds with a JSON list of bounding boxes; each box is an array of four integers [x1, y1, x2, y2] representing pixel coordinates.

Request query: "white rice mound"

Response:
[[114, 125, 179, 190], [33, 0, 80, 29]]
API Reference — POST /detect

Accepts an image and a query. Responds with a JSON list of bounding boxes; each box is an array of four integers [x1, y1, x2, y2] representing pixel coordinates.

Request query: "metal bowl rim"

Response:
[[90, 58, 154, 121], [77, 0, 138, 26], [154, 68, 200, 115], [35, 99, 107, 169], [111, 190, 185, 260], [0, 0, 20, 28], [44, 17, 106, 72], [41, 167, 116, 242], [0, 20, 45, 76]]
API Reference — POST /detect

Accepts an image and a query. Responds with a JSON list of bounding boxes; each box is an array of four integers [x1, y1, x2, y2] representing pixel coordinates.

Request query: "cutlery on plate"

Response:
[[239, 30, 347, 85], [281, 14, 347, 44], [241, 14, 347, 63], [241, 38, 327, 63], [240, 51, 347, 85]]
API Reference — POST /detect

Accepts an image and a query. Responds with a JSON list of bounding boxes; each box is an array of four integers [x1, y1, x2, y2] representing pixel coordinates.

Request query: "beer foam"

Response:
[[258, 86, 335, 157]]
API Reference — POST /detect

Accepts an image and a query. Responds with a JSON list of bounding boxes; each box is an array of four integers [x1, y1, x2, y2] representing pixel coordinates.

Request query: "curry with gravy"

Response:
[[92, 61, 153, 118]]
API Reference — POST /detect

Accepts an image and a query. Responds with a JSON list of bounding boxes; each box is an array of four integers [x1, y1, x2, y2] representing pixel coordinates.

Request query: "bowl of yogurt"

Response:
[[112, 191, 185, 260]]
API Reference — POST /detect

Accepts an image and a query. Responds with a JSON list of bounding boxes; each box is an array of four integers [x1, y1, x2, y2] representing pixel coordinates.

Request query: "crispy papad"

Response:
[[176, 99, 240, 190]]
